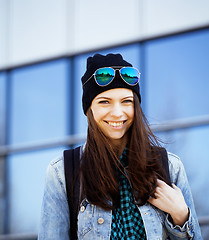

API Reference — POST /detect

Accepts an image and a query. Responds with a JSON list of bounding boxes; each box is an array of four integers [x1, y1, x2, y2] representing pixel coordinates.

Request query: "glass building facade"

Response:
[[0, 27, 209, 239]]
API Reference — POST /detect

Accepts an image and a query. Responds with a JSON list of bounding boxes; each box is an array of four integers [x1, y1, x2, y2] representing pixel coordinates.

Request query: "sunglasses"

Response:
[[83, 66, 141, 87]]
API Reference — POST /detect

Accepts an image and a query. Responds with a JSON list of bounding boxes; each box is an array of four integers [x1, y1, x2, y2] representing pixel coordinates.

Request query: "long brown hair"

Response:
[[80, 92, 168, 210]]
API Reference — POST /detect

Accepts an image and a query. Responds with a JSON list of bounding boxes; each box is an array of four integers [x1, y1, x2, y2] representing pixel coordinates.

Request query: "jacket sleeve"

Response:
[[38, 158, 70, 240], [165, 153, 202, 240]]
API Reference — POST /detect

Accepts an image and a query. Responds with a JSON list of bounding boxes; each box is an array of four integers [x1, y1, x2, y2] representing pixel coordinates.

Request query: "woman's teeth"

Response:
[[108, 121, 124, 127]]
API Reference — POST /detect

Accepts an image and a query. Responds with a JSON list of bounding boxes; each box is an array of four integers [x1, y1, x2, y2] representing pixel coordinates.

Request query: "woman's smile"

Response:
[[105, 120, 126, 128]]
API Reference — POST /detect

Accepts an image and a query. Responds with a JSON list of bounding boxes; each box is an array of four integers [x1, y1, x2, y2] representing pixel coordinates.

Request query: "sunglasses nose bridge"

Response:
[[114, 68, 122, 79]]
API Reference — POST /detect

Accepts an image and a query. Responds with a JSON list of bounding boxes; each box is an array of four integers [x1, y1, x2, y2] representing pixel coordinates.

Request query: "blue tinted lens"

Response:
[[120, 67, 140, 85], [95, 68, 115, 86]]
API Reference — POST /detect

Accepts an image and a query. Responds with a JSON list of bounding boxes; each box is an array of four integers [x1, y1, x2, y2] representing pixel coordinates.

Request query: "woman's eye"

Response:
[[122, 99, 133, 103], [98, 100, 109, 104]]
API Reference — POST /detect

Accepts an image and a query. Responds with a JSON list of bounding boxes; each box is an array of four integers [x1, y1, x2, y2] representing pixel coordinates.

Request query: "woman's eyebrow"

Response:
[[96, 96, 111, 100], [96, 96, 134, 100], [121, 96, 134, 100]]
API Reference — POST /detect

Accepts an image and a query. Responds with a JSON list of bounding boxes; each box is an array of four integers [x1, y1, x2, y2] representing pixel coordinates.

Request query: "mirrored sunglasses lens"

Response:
[[95, 68, 114, 86], [120, 67, 139, 85]]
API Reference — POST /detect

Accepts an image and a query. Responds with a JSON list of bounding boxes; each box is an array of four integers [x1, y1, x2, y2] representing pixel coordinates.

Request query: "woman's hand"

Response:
[[148, 179, 189, 226]]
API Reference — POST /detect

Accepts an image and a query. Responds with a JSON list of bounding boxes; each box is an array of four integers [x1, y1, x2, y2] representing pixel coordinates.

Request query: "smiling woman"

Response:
[[38, 53, 202, 240]]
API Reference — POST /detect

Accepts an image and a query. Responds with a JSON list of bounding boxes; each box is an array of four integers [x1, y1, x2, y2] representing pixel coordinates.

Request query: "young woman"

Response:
[[38, 53, 202, 239]]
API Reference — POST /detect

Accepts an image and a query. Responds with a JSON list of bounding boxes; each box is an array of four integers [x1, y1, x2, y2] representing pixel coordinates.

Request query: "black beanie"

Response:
[[81, 53, 141, 114]]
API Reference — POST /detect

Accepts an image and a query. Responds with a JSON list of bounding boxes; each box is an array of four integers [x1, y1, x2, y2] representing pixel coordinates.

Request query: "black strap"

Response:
[[64, 146, 81, 240], [159, 147, 171, 185]]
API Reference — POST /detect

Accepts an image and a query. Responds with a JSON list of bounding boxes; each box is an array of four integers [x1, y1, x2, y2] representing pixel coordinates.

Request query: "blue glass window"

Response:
[[9, 59, 70, 145], [144, 29, 209, 122], [8, 147, 65, 233], [156, 126, 209, 220], [0, 72, 7, 234], [0, 72, 6, 145]]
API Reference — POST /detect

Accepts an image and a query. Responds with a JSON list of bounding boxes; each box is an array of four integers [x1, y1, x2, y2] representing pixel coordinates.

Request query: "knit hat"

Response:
[[81, 53, 141, 114]]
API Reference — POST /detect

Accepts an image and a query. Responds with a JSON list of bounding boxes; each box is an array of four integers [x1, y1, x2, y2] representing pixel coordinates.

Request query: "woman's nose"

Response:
[[110, 104, 123, 117]]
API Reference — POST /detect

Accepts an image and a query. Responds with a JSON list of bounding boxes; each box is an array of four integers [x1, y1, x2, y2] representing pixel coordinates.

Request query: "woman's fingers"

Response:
[[148, 179, 189, 226], [172, 183, 181, 192]]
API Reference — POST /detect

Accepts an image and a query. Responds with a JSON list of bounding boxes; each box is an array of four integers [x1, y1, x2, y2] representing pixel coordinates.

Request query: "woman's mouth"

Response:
[[104, 121, 126, 128]]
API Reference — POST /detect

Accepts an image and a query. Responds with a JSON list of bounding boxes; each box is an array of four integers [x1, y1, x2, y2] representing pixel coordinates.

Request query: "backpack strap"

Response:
[[64, 146, 81, 240], [159, 147, 171, 185]]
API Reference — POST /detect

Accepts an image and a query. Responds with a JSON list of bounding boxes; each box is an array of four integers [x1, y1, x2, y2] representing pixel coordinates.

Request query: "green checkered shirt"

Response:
[[110, 149, 147, 239]]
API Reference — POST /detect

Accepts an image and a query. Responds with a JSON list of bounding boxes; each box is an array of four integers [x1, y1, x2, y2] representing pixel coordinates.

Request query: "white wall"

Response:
[[142, 0, 209, 38], [10, 0, 67, 62], [0, 0, 209, 68], [0, 0, 9, 68], [0, 0, 71, 68], [73, 0, 142, 52]]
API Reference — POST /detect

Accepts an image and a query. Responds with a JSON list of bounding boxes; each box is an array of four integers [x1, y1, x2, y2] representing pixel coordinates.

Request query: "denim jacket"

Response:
[[38, 149, 202, 240]]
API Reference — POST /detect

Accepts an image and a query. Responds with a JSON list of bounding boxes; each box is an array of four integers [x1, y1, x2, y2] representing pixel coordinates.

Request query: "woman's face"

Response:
[[90, 88, 134, 142]]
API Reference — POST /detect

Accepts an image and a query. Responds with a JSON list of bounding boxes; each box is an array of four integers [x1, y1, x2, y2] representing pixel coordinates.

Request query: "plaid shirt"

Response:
[[111, 150, 147, 240]]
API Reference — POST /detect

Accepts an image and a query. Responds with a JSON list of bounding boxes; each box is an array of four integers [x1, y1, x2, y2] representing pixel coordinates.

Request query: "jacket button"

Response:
[[80, 206, 85, 212], [98, 218, 104, 224]]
